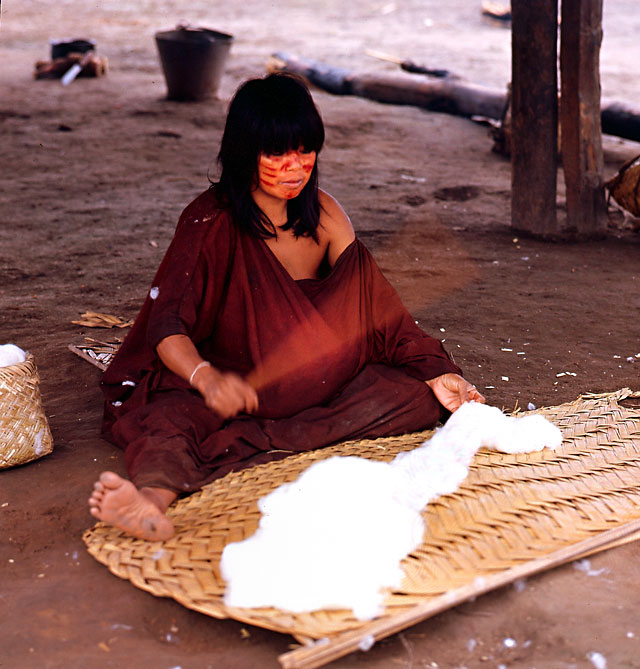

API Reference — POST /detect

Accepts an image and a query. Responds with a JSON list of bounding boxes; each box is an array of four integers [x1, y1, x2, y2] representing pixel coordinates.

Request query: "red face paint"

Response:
[[255, 148, 317, 201]]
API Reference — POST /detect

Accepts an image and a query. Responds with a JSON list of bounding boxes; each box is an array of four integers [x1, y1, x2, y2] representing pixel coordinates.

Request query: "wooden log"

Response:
[[350, 73, 506, 119], [510, 0, 558, 237], [269, 52, 506, 119], [601, 100, 640, 143], [560, 0, 607, 236], [269, 53, 640, 143]]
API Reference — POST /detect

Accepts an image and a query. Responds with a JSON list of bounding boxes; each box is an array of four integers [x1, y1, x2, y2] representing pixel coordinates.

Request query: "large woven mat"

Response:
[[84, 389, 640, 664]]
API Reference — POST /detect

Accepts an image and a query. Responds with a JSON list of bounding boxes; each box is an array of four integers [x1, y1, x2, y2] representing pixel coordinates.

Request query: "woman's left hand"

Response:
[[426, 373, 485, 413]]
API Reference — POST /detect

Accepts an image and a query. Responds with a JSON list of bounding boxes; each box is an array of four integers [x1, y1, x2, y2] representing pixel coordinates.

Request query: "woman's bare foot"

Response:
[[88, 471, 175, 541]]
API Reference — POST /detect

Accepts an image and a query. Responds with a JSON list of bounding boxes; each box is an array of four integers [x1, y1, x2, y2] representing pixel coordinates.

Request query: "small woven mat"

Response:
[[0, 353, 54, 469], [84, 389, 640, 649]]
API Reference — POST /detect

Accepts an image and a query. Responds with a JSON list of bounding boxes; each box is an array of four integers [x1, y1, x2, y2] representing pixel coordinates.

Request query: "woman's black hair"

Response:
[[213, 73, 325, 239]]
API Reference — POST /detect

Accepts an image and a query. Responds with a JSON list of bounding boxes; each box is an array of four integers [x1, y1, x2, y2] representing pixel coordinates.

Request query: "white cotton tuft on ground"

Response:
[[0, 343, 27, 368], [221, 401, 563, 619], [587, 651, 608, 669]]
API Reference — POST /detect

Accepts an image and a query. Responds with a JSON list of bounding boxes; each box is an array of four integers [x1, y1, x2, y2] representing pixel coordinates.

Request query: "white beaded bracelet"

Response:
[[189, 360, 212, 386]]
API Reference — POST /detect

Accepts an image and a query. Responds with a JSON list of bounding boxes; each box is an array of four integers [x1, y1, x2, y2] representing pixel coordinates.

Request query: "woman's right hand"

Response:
[[156, 334, 259, 419], [192, 365, 259, 419]]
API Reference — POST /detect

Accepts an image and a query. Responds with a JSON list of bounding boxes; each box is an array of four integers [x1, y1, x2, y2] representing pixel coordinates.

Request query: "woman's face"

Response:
[[254, 147, 317, 201]]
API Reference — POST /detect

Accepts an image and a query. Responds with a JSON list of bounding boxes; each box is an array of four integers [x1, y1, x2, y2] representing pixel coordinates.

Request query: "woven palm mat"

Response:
[[84, 389, 640, 648]]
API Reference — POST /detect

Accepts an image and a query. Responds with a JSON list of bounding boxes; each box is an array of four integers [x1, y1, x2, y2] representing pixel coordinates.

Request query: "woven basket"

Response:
[[0, 353, 54, 469], [606, 153, 640, 216]]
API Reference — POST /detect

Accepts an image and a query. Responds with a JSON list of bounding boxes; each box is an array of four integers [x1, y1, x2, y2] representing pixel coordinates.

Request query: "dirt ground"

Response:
[[2, 1, 640, 667]]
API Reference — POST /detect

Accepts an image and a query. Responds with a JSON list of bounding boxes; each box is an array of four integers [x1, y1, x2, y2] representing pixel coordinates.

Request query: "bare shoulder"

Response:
[[319, 189, 352, 231], [318, 189, 356, 264]]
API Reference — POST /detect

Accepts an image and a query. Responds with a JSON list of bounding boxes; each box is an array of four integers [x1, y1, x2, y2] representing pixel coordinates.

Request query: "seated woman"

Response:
[[89, 73, 484, 541]]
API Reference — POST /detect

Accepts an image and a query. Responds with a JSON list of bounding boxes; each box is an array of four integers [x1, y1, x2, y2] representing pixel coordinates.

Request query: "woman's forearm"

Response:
[[156, 334, 258, 417], [156, 334, 209, 384]]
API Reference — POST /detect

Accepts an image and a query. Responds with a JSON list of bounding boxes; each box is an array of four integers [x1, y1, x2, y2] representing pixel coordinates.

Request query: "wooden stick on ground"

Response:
[[365, 49, 451, 78], [278, 519, 640, 669]]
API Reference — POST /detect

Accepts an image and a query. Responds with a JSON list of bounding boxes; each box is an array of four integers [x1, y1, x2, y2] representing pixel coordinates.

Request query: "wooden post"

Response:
[[510, 0, 559, 237], [560, 0, 607, 237]]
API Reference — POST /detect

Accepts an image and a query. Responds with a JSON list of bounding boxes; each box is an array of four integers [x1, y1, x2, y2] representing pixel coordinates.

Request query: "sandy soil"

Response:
[[1, 1, 640, 667]]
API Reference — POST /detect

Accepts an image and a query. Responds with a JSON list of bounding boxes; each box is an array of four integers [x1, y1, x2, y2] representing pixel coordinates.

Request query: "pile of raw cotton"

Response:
[[0, 344, 27, 368], [221, 401, 563, 620]]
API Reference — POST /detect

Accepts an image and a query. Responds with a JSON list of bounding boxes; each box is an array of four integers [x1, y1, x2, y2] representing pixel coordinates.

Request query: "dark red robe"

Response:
[[101, 188, 461, 493]]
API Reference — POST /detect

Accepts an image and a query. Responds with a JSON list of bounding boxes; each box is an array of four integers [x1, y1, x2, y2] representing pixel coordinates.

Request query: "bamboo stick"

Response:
[[365, 49, 450, 78]]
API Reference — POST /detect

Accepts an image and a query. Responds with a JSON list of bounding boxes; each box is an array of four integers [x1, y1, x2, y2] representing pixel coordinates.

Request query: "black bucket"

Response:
[[155, 27, 233, 101]]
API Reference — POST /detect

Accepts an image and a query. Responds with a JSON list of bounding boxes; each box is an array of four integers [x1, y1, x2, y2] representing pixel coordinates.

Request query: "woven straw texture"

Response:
[[84, 389, 640, 641], [606, 154, 640, 216], [0, 353, 53, 469]]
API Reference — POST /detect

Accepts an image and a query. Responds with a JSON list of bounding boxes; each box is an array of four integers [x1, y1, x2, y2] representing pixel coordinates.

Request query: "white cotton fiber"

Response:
[[0, 343, 27, 368], [221, 401, 563, 619], [222, 456, 424, 620], [390, 402, 562, 511]]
